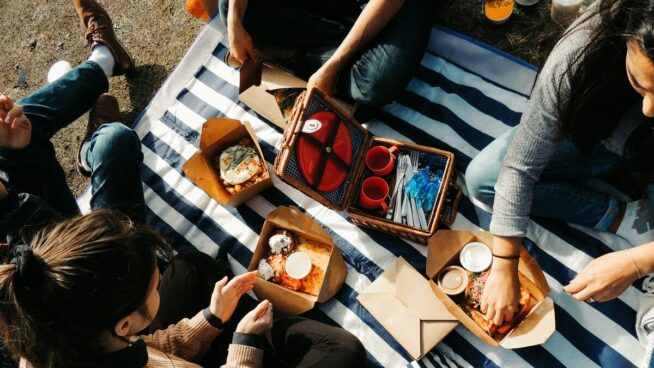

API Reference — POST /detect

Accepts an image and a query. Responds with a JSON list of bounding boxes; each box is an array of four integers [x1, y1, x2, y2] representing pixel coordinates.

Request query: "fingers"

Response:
[[5, 106, 24, 124], [254, 300, 270, 316], [485, 304, 496, 323], [563, 275, 586, 294], [0, 95, 14, 111], [570, 286, 595, 302], [503, 305, 516, 323], [214, 276, 228, 294]]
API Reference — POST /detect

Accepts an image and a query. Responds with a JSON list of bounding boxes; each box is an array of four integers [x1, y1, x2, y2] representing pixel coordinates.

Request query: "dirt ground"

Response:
[[0, 0, 202, 196], [0, 0, 563, 197]]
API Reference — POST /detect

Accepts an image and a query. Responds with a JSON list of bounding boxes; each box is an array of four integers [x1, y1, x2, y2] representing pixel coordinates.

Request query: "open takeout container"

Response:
[[273, 88, 462, 244], [248, 205, 347, 315], [426, 230, 556, 348], [182, 117, 272, 207], [238, 60, 356, 129]]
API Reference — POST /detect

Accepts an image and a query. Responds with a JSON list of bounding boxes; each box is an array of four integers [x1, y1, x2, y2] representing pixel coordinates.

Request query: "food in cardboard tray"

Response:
[[214, 138, 269, 194], [256, 229, 329, 296], [462, 271, 532, 338], [268, 229, 297, 255], [296, 242, 330, 296], [271, 88, 304, 124], [258, 259, 276, 281]]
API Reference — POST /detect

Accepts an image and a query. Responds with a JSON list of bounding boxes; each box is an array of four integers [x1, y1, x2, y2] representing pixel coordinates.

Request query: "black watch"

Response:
[[203, 307, 226, 329]]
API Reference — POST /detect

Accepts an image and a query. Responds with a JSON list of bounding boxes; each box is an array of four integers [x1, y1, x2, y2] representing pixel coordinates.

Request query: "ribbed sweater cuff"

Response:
[[188, 311, 222, 340], [225, 344, 264, 367], [490, 215, 529, 237]]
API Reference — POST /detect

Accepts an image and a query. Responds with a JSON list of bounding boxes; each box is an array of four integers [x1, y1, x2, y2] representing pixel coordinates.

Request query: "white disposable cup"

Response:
[[285, 252, 312, 280], [459, 242, 493, 273]]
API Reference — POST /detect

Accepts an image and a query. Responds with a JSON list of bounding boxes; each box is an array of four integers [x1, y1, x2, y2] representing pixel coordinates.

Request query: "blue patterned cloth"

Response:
[[78, 19, 646, 368]]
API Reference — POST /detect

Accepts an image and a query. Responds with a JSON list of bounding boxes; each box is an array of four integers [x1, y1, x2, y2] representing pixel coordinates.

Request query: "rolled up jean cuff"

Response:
[[593, 196, 620, 232]]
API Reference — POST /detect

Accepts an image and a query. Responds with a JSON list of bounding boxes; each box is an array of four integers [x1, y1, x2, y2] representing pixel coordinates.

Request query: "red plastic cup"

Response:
[[359, 177, 389, 214], [365, 145, 399, 177]]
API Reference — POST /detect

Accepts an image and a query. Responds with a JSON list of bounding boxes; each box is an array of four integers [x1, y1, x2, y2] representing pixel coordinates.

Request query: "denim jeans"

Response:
[[0, 61, 145, 222], [465, 126, 622, 230], [218, 0, 434, 106]]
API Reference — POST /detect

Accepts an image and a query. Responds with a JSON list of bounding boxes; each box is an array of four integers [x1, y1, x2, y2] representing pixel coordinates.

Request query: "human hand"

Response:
[[564, 250, 639, 302], [306, 62, 341, 98], [481, 260, 520, 326], [228, 22, 257, 64], [209, 271, 258, 322], [235, 300, 273, 335], [289, 62, 342, 127], [0, 95, 31, 150]]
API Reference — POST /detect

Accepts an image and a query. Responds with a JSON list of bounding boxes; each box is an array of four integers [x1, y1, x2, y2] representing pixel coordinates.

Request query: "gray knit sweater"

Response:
[[490, 10, 645, 237]]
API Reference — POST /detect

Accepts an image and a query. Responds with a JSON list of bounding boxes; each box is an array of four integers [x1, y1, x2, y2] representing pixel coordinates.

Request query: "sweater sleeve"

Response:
[[140, 310, 221, 361], [489, 17, 593, 237], [220, 344, 264, 368]]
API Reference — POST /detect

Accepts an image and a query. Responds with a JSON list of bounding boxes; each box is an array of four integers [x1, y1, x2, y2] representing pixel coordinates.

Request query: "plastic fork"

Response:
[[387, 154, 407, 221]]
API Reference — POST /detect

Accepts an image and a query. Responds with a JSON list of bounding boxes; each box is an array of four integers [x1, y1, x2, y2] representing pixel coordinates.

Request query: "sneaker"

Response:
[[77, 94, 123, 177], [73, 0, 135, 76], [616, 198, 654, 246]]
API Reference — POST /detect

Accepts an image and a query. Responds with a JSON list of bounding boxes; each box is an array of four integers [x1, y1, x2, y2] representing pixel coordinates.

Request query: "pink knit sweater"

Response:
[[20, 311, 263, 367]]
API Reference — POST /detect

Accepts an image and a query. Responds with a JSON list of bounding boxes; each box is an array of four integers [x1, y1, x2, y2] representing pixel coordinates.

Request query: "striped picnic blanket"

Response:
[[80, 17, 645, 368]]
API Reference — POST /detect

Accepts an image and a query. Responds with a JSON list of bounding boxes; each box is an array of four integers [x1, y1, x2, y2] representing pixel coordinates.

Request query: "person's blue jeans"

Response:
[[0, 61, 145, 222], [465, 126, 622, 230], [218, 0, 434, 106]]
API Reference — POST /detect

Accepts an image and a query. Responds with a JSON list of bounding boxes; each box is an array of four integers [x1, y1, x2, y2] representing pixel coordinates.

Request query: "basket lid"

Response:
[[297, 111, 353, 192], [276, 89, 369, 211]]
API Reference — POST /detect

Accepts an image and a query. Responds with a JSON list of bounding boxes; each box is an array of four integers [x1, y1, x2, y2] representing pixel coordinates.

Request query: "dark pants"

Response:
[[218, 0, 434, 106], [153, 253, 367, 368], [0, 61, 146, 222]]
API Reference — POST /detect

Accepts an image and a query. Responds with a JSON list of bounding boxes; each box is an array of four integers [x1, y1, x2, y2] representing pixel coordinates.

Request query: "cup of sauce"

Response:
[[437, 265, 468, 296], [285, 252, 312, 280]]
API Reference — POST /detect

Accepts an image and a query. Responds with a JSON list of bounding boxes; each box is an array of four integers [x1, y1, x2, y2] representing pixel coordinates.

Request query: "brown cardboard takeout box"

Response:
[[357, 257, 459, 360], [238, 61, 306, 129], [238, 60, 356, 129], [248, 206, 347, 315], [182, 117, 272, 207], [426, 230, 556, 348]]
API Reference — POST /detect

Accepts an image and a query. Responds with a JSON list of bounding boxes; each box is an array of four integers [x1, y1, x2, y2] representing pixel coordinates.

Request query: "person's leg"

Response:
[[0, 61, 110, 216], [151, 252, 234, 331], [465, 126, 623, 230], [18, 61, 109, 142], [268, 317, 367, 368], [219, 0, 351, 49], [85, 122, 146, 223], [336, 0, 434, 106]]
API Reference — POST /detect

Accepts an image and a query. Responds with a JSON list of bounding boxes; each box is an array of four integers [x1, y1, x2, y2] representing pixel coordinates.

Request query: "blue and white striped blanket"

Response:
[[80, 17, 645, 368]]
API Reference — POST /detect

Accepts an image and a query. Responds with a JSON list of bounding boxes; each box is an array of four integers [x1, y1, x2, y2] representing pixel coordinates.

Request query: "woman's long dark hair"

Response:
[[559, 0, 654, 185], [0, 210, 174, 368]]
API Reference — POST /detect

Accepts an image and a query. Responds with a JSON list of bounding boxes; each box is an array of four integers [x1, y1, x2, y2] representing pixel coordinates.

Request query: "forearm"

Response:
[[629, 242, 654, 275], [325, 0, 405, 70], [227, 0, 249, 28]]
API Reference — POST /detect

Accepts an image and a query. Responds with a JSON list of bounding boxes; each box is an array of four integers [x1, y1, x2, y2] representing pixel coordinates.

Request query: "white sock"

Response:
[[88, 44, 115, 78], [616, 198, 654, 246], [79, 141, 92, 173]]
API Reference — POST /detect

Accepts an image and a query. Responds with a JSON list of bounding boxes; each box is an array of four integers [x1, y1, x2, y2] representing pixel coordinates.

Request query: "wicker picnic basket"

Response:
[[274, 89, 461, 244]]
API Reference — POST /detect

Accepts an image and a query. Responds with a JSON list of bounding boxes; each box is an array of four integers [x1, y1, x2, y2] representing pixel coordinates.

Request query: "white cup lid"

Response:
[[285, 252, 312, 280], [459, 242, 492, 273]]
